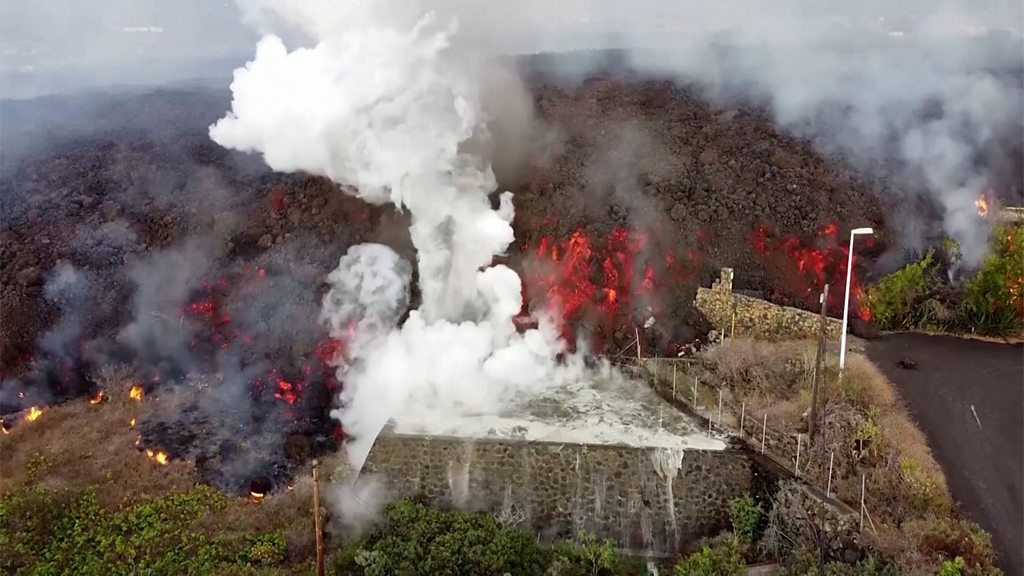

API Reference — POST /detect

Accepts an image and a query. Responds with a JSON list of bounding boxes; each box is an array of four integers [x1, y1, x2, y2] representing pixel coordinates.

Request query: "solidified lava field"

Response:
[[0, 64, 1018, 491]]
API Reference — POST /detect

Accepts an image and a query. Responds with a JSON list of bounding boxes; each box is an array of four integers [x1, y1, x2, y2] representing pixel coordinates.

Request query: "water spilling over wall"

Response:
[[360, 432, 753, 555]]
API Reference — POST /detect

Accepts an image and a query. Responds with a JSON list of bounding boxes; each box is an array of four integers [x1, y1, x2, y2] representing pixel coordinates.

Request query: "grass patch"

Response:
[[697, 338, 997, 574]]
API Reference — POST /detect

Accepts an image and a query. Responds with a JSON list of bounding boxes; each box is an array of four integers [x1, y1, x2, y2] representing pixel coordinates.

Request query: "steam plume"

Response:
[[212, 1, 569, 468]]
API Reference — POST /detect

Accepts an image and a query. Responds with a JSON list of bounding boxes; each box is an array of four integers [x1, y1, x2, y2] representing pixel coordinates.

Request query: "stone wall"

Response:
[[768, 480, 861, 562], [362, 432, 753, 555], [696, 268, 841, 340]]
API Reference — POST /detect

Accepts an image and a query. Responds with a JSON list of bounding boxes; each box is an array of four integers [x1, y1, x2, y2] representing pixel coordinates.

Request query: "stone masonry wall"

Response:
[[696, 268, 842, 340], [362, 432, 753, 556]]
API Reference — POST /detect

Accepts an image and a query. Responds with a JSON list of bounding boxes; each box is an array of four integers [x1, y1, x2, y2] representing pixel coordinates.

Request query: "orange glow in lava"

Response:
[[751, 223, 870, 320], [129, 384, 143, 401], [25, 406, 43, 422], [89, 390, 106, 405], [273, 377, 300, 405], [146, 449, 169, 465], [975, 194, 990, 218]]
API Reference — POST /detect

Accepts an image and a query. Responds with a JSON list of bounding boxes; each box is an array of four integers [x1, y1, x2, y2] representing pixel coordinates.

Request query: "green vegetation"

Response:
[[697, 338, 1002, 575], [864, 225, 1024, 335], [0, 484, 304, 576], [779, 547, 900, 576], [332, 501, 647, 576], [727, 494, 763, 543], [673, 535, 746, 576]]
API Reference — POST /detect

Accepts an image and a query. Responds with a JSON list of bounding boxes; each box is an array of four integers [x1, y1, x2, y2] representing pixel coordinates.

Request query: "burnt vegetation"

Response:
[[1, 67, 1020, 491]]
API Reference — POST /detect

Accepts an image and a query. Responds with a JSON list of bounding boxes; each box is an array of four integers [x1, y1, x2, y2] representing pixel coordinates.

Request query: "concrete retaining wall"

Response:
[[696, 268, 841, 340], [362, 432, 754, 555]]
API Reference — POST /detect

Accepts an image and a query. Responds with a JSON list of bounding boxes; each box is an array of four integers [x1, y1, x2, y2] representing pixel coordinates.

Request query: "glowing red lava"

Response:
[[751, 223, 871, 320]]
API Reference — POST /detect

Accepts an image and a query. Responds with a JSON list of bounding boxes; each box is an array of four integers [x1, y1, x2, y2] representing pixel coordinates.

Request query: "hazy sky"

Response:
[[1, 0, 1020, 98]]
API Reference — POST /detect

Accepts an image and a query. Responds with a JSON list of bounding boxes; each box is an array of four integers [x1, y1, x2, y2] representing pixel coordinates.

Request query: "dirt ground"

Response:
[[865, 333, 1024, 576]]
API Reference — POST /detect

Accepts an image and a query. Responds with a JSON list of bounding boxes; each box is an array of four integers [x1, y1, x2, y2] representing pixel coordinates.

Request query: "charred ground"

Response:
[[1, 65, 1018, 491]]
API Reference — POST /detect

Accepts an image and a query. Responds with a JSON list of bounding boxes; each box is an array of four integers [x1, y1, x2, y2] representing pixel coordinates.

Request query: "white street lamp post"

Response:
[[839, 227, 874, 374]]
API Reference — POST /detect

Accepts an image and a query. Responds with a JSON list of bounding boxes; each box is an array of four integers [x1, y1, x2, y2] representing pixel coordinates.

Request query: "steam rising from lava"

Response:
[[212, 2, 578, 467]]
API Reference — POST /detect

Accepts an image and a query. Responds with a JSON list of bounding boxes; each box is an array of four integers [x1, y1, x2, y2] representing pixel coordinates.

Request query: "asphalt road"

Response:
[[866, 333, 1023, 576]]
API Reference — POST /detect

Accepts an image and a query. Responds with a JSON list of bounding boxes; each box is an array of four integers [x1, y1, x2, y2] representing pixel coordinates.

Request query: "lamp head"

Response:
[[851, 227, 874, 235]]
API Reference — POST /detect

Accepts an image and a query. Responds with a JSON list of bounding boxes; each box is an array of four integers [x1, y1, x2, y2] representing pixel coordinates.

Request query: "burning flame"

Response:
[[751, 223, 871, 321], [250, 490, 266, 501], [89, 390, 106, 405], [524, 225, 699, 345], [25, 406, 43, 422], [129, 384, 143, 401], [975, 193, 990, 218], [1, 420, 9, 434], [145, 449, 169, 465], [129, 418, 136, 428]]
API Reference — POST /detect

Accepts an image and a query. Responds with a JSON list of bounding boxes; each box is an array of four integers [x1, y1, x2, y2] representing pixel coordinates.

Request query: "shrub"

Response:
[[864, 250, 936, 330], [0, 484, 267, 576], [959, 225, 1024, 334], [547, 531, 627, 576], [865, 225, 1024, 335], [352, 500, 546, 576], [780, 547, 900, 576], [674, 534, 746, 576], [240, 533, 288, 566], [938, 557, 966, 576], [907, 516, 999, 573], [727, 495, 763, 542]]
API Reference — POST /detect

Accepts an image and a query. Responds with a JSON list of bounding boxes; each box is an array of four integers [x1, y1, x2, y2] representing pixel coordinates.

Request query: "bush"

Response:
[[240, 533, 288, 567], [674, 534, 746, 576], [546, 531, 631, 576], [939, 557, 966, 576], [865, 225, 1024, 335], [0, 484, 290, 576], [959, 225, 1024, 333], [907, 516, 999, 573], [780, 547, 900, 576], [864, 250, 937, 330], [727, 495, 763, 542], [351, 500, 546, 576]]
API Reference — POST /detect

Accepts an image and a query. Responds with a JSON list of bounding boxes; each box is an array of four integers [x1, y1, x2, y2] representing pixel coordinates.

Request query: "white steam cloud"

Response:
[[212, 0, 1021, 467], [211, 1, 573, 468]]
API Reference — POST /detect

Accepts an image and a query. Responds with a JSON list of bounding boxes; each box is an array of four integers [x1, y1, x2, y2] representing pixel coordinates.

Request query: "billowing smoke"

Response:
[[211, 1, 574, 468]]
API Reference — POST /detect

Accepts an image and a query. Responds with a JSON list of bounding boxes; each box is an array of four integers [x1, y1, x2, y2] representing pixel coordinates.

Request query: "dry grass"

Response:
[[0, 368, 323, 565], [699, 338, 963, 571], [0, 377, 195, 507]]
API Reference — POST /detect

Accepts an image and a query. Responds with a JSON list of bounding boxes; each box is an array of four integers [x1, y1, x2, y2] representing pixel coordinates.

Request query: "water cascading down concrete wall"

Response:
[[361, 432, 754, 555]]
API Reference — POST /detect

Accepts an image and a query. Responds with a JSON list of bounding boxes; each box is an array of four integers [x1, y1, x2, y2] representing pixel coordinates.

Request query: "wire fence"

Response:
[[616, 355, 875, 530]]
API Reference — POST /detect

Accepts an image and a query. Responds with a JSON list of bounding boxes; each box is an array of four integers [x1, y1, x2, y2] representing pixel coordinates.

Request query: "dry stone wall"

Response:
[[696, 268, 842, 340], [361, 432, 753, 555]]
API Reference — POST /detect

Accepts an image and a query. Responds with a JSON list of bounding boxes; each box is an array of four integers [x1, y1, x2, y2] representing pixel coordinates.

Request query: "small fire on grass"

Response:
[[249, 478, 271, 502], [145, 449, 169, 465], [89, 390, 106, 405], [975, 192, 990, 218], [129, 418, 136, 428], [128, 384, 144, 401], [25, 406, 43, 422]]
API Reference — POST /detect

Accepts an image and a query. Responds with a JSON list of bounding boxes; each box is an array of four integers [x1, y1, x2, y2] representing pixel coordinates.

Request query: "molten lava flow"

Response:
[[975, 193, 990, 219], [524, 225, 697, 345], [751, 223, 871, 320], [129, 384, 143, 401], [145, 449, 169, 465], [273, 375, 301, 405], [89, 390, 105, 405], [25, 406, 43, 422]]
